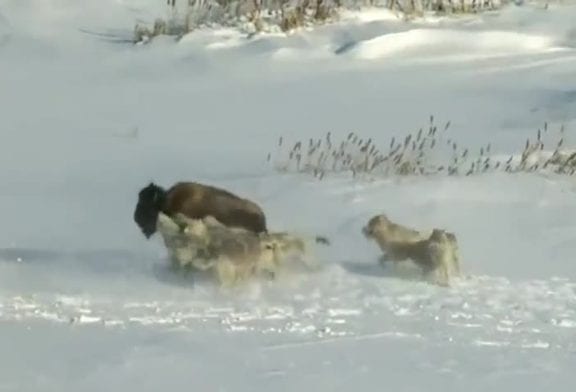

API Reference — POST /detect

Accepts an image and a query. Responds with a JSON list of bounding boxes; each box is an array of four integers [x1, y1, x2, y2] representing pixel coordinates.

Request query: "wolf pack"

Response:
[[133, 181, 462, 289]]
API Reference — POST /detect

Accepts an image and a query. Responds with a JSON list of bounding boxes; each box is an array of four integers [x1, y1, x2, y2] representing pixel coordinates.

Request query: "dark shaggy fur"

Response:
[[133, 181, 268, 239]]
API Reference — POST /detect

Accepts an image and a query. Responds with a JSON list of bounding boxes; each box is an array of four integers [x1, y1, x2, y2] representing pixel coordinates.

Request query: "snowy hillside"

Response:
[[1, 0, 576, 390]]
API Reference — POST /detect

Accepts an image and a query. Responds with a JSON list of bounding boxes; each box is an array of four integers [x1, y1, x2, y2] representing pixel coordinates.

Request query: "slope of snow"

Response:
[[341, 29, 557, 60], [1, 1, 576, 391]]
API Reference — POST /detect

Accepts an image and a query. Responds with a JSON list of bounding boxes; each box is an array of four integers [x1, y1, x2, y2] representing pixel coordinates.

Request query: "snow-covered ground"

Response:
[[1, 0, 576, 390]]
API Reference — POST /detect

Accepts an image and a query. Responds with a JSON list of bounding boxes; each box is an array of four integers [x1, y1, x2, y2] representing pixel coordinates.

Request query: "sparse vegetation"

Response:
[[266, 117, 574, 181], [133, 0, 509, 43]]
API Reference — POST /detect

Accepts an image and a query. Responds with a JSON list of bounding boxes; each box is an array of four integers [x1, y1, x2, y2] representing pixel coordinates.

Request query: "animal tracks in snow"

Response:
[[1, 268, 575, 353]]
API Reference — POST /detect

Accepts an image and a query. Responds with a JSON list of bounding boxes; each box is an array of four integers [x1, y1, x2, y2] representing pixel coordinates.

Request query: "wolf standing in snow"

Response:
[[362, 214, 461, 286], [362, 214, 428, 261], [156, 212, 331, 285], [259, 231, 330, 272], [156, 212, 278, 287], [133, 181, 268, 239], [416, 229, 461, 287]]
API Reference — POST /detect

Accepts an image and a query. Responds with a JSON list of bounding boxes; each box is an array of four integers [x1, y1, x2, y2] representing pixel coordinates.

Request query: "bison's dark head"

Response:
[[133, 182, 166, 239]]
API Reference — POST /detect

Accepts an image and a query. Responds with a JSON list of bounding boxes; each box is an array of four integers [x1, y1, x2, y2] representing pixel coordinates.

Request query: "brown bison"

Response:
[[133, 181, 268, 239]]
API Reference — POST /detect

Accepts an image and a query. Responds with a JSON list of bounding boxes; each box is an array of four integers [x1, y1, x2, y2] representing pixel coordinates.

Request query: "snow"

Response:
[[1, 0, 576, 390]]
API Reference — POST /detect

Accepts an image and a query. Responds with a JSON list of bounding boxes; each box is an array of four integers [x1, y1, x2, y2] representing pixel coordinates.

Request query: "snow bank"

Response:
[[339, 29, 557, 60]]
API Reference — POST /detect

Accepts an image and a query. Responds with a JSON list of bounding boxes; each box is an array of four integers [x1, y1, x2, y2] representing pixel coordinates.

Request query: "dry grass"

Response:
[[133, 0, 340, 42], [266, 118, 574, 180], [133, 0, 510, 43]]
